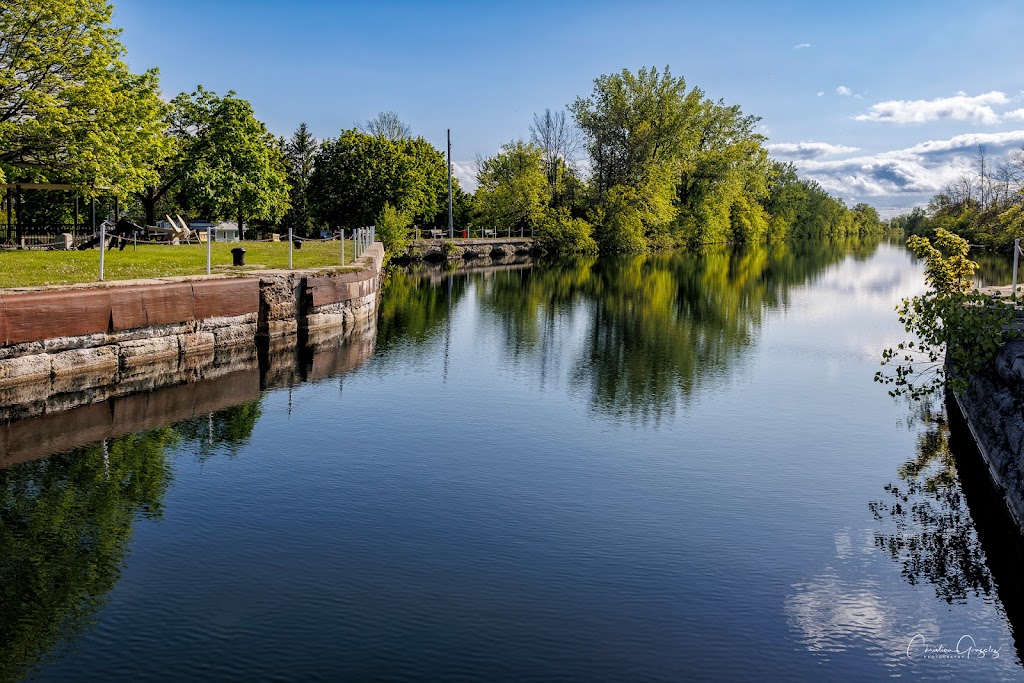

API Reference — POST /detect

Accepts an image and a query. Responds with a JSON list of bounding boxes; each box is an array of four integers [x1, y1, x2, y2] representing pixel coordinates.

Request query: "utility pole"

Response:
[[447, 128, 453, 239]]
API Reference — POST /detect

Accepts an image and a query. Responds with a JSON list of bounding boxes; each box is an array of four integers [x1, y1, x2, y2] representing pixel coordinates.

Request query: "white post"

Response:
[[206, 226, 212, 275], [1013, 238, 1020, 299], [288, 227, 293, 269], [340, 229, 345, 266], [98, 221, 105, 281]]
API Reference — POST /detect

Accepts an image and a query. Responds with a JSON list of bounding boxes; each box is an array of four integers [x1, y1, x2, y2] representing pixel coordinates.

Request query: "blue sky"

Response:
[[115, 0, 1024, 215]]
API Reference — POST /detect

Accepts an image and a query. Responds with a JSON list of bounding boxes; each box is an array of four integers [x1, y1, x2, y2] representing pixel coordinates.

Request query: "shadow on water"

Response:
[[868, 395, 1024, 664], [0, 330, 377, 683]]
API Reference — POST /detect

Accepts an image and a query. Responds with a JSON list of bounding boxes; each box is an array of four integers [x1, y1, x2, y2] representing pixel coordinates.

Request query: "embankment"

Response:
[[0, 242, 384, 412], [953, 337, 1024, 530]]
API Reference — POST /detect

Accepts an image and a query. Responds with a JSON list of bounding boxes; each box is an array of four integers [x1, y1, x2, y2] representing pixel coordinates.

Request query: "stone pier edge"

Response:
[[0, 243, 385, 397]]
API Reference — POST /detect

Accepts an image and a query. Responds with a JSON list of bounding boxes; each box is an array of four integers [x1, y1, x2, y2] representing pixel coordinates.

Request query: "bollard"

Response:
[[206, 227, 212, 274], [231, 247, 246, 266], [288, 228, 293, 269]]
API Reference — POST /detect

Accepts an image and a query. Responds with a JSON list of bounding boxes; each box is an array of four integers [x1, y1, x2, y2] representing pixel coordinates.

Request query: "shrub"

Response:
[[375, 202, 412, 260], [536, 209, 598, 255]]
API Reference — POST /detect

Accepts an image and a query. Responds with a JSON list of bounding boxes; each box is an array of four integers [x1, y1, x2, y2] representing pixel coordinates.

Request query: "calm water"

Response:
[[3, 239, 1024, 681]]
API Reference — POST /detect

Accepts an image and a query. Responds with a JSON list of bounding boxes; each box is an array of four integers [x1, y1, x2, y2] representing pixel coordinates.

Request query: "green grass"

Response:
[[0, 241, 357, 288]]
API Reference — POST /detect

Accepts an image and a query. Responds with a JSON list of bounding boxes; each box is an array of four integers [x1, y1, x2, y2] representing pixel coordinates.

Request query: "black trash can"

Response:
[[293, 239, 302, 250], [231, 247, 246, 266]]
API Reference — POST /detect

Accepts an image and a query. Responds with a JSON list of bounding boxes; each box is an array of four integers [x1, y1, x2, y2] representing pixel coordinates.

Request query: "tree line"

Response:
[[1, 1, 888, 253], [891, 145, 1024, 251]]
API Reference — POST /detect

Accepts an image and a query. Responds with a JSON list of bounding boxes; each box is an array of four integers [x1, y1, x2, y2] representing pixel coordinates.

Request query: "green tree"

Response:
[[675, 98, 770, 245], [309, 129, 447, 231], [169, 87, 290, 236], [570, 66, 699, 201], [535, 208, 597, 255], [0, 0, 167, 194], [474, 140, 550, 234], [283, 122, 319, 236]]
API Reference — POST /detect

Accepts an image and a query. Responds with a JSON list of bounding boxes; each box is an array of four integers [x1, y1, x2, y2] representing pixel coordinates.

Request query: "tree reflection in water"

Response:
[[869, 402, 994, 604], [0, 399, 262, 683], [381, 237, 883, 425]]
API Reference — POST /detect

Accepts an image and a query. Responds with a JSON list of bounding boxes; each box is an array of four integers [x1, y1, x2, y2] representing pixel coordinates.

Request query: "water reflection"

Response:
[[0, 430, 173, 683], [381, 237, 886, 425], [0, 331, 378, 681], [869, 402, 994, 604]]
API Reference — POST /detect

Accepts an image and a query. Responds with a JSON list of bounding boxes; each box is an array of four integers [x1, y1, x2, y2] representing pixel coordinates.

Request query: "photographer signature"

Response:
[[906, 634, 1000, 660]]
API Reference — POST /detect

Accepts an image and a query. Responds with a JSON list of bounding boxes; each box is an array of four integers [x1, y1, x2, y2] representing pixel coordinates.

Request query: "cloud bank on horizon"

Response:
[[771, 90, 1024, 214]]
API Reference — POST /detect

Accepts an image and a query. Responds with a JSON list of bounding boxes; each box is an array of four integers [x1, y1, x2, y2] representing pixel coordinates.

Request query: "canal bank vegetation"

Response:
[[1, 3, 888, 261], [475, 67, 893, 255], [876, 229, 1018, 399]]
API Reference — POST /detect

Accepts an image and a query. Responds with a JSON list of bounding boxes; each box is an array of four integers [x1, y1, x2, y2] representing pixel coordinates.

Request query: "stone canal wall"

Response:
[[954, 338, 1024, 530], [406, 238, 535, 262], [0, 319, 378, 468], [0, 242, 384, 403]]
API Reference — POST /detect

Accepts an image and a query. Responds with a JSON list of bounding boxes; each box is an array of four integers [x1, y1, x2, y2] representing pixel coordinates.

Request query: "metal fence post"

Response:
[[206, 226, 212, 275], [1013, 238, 1020, 299], [98, 221, 105, 281], [340, 229, 345, 266], [288, 227, 293, 269]]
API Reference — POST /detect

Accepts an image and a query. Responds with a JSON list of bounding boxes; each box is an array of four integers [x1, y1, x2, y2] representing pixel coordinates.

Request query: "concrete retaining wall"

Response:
[[0, 242, 384, 400]]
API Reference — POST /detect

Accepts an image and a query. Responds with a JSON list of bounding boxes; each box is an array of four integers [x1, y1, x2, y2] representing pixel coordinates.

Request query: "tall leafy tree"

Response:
[[675, 98, 770, 245], [0, 0, 167, 194], [309, 129, 447, 230], [571, 66, 700, 201], [474, 140, 550, 233], [169, 87, 290, 236]]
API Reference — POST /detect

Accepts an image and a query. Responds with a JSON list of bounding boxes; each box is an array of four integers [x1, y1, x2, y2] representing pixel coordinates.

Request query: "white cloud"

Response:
[[817, 91, 824, 97], [1004, 108, 1024, 121], [766, 141, 860, 159], [854, 90, 1009, 125], [451, 160, 477, 191], [792, 129, 1024, 199], [794, 43, 811, 49], [836, 86, 853, 97]]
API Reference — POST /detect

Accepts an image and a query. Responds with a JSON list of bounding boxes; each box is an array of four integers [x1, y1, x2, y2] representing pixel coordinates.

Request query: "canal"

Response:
[[2, 238, 1023, 681]]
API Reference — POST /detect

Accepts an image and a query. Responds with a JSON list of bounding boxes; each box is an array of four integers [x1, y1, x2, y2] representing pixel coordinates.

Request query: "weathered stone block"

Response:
[[179, 331, 216, 357], [212, 323, 257, 348], [118, 337, 180, 374], [50, 345, 119, 378], [0, 354, 52, 387]]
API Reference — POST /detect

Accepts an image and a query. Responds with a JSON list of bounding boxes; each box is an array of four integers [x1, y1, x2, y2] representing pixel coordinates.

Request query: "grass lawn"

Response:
[[0, 241, 356, 288]]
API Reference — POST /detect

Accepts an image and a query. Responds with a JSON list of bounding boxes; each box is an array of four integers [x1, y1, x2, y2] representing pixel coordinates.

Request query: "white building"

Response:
[[190, 219, 242, 242]]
